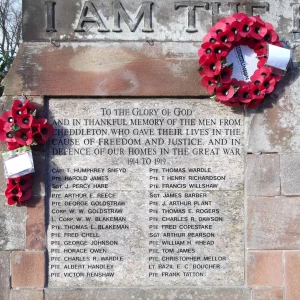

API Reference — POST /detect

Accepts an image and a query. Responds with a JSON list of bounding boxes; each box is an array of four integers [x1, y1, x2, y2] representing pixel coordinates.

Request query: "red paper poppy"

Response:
[[264, 23, 279, 43], [199, 43, 229, 59], [250, 85, 265, 100], [201, 76, 218, 94], [257, 57, 268, 68], [12, 99, 36, 119], [7, 188, 32, 205], [238, 17, 254, 37], [16, 113, 33, 129], [199, 56, 222, 77], [219, 67, 233, 83], [15, 129, 33, 146], [198, 42, 214, 57], [32, 123, 54, 144], [1, 111, 15, 131], [215, 30, 235, 48], [236, 83, 254, 104], [203, 33, 218, 45], [0, 129, 16, 143], [219, 16, 237, 25], [262, 76, 276, 93], [232, 13, 248, 21], [255, 46, 268, 57], [7, 142, 20, 150], [209, 22, 228, 36], [250, 72, 265, 87], [252, 16, 265, 26], [7, 174, 33, 191], [5, 184, 22, 201], [212, 45, 229, 58], [216, 84, 235, 101], [229, 21, 242, 41], [250, 21, 267, 40], [12, 99, 35, 113]]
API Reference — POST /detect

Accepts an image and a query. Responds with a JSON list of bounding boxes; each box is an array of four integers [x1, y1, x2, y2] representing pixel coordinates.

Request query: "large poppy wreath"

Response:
[[198, 13, 283, 108]]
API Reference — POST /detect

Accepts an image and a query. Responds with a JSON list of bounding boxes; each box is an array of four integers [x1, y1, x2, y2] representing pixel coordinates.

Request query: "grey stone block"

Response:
[[0, 251, 10, 300], [0, 204, 26, 250], [246, 154, 280, 196], [10, 290, 44, 300], [281, 153, 300, 196]]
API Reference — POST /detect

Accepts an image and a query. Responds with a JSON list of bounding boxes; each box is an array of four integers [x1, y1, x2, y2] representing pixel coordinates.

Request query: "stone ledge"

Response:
[[251, 288, 283, 300], [45, 288, 251, 300], [10, 289, 44, 300]]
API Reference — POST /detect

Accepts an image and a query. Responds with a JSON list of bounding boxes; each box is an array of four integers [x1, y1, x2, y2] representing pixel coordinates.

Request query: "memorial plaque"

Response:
[[47, 98, 244, 287]]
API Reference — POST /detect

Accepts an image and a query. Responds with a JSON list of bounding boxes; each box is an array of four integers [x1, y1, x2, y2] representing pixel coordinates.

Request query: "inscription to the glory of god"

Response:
[[47, 99, 244, 287]]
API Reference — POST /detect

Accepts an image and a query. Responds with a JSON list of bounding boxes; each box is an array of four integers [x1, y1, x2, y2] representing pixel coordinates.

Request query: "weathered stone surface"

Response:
[[247, 197, 300, 249], [26, 196, 46, 250], [47, 98, 245, 287], [0, 204, 26, 250], [284, 251, 300, 300], [0, 96, 13, 153], [10, 290, 44, 300], [252, 288, 283, 300], [281, 153, 300, 195], [3, 42, 206, 97], [0, 251, 10, 300], [45, 288, 251, 300], [11, 251, 45, 288], [32, 152, 46, 196], [0, 152, 6, 199], [245, 154, 280, 196], [246, 251, 283, 287], [23, 0, 296, 42], [245, 67, 300, 153]]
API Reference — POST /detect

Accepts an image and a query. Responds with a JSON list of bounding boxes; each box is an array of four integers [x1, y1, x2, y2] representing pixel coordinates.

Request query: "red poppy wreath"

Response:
[[0, 99, 54, 205], [198, 13, 283, 108]]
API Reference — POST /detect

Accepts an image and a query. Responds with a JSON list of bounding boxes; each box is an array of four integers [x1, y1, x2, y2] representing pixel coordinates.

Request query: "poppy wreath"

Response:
[[0, 99, 54, 205], [198, 13, 282, 108]]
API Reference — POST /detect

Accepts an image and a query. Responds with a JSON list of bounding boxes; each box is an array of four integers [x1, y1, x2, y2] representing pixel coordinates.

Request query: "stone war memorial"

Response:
[[1, 0, 300, 299]]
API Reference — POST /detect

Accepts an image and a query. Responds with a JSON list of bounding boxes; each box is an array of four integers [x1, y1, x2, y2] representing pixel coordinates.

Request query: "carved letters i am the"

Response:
[[45, 1, 272, 34], [23, 0, 299, 41]]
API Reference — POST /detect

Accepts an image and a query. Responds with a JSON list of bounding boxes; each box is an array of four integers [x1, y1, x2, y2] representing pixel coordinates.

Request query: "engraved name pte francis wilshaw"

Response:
[[23, 0, 299, 42]]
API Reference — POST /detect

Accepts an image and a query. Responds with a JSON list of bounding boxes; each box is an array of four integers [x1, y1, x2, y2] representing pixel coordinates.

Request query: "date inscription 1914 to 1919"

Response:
[[48, 99, 245, 287]]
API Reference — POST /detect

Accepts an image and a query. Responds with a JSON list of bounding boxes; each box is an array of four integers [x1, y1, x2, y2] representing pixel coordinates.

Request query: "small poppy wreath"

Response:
[[0, 98, 54, 205], [198, 13, 282, 108]]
